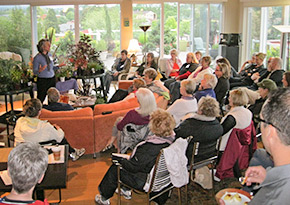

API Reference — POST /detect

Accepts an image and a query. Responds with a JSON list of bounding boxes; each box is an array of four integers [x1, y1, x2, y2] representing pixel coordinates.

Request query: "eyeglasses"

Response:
[[254, 116, 282, 132]]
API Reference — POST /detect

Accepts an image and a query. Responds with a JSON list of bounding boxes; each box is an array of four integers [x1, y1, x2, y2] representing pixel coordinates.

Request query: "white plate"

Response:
[[222, 191, 251, 205]]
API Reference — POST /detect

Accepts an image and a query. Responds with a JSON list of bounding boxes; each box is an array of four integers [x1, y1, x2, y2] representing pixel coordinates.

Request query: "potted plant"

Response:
[[67, 34, 104, 76], [55, 66, 73, 82]]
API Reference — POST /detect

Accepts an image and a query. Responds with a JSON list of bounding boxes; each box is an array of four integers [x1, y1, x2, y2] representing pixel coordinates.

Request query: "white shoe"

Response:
[[213, 169, 221, 182], [95, 194, 110, 205], [70, 148, 86, 161], [115, 188, 132, 200]]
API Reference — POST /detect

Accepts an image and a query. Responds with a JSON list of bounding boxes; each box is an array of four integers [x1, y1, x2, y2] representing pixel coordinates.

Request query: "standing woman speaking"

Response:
[[33, 39, 64, 103]]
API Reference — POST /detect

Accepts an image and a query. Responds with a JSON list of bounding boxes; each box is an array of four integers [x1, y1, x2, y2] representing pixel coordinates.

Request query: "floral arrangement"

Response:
[[67, 34, 104, 76]]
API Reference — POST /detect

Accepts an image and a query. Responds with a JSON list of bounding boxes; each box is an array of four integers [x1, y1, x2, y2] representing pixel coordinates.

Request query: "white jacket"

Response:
[[163, 138, 188, 188], [14, 117, 64, 146]]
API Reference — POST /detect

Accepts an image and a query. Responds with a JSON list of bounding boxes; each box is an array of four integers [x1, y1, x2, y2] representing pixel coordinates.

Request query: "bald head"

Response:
[[268, 57, 282, 72]]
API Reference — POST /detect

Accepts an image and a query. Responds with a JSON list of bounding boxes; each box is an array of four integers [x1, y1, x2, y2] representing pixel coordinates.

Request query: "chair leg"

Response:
[[177, 188, 181, 205], [185, 184, 188, 204], [147, 193, 150, 205], [117, 166, 121, 205]]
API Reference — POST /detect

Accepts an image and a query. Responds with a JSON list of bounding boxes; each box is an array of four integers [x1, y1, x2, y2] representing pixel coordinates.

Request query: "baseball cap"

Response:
[[257, 79, 277, 91]]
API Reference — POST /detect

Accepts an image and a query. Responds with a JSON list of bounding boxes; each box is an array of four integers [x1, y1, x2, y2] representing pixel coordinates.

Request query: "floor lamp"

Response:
[[139, 25, 151, 66]]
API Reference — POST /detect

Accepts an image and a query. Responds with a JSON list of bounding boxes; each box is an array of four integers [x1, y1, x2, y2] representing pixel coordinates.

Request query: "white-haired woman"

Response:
[[96, 109, 175, 204], [166, 49, 182, 77], [102, 88, 157, 152], [167, 79, 198, 127], [195, 73, 217, 101]]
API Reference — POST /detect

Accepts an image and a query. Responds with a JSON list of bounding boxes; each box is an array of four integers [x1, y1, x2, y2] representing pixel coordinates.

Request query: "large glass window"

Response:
[[36, 5, 75, 61], [0, 5, 31, 63], [79, 4, 120, 69], [164, 2, 177, 55], [247, 7, 261, 58], [133, 4, 161, 62], [179, 4, 193, 62], [266, 7, 283, 59], [209, 4, 222, 60]]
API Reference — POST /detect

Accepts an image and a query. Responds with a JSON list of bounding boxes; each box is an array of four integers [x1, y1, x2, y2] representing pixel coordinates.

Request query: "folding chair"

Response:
[[116, 149, 183, 205], [188, 136, 222, 190]]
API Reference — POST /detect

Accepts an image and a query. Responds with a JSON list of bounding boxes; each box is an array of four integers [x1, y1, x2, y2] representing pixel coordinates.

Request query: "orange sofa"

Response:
[[39, 83, 168, 155], [39, 107, 95, 154]]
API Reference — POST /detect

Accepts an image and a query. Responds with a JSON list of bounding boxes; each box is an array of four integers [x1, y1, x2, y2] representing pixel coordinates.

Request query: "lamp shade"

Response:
[[127, 39, 141, 54]]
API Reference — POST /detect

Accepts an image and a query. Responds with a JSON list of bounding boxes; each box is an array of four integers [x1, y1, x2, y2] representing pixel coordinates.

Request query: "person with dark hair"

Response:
[[95, 109, 176, 205], [282, 71, 290, 87], [235, 88, 290, 204], [14, 98, 85, 161], [135, 52, 158, 77], [103, 49, 131, 93], [0, 142, 49, 205], [248, 79, 277, 128], [43, 87, 74, 111], [33, 39, 65, 103]]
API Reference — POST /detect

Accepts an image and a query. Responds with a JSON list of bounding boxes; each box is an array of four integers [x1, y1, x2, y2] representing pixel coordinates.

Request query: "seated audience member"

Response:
[[166, 49, 182, 77], [240, 88, 290, 204], [0, 142, 49, 205], [103, 49, 131, 93], [14, 98, 85, 161], [164, 52, 199, 89], [108, 78, 146, 103], [188, 56, 214, 84], [214, 63, 230, 105], [167, 79, 197, 127], [282, 71, 290, 87], [248, 79, 277, 128], [135, 52, 158, 77], [95, 109, 176, 204], [143, 68, 169, 96], [101, 88, 157, 153], [167, 55, 211, 103], [216, 57, 238, 78], [175, 96, 223, 163], [249, 57, 284, 90], [123, 78, 146, 101], [108, 68, 168, 103], [195, 51, 202, 63], [219, 88, 252, 152], [43, 87, 74, 111], [195, 73, 217, 101], [238, 53, 257, 75], [230, 52, 267, 89]]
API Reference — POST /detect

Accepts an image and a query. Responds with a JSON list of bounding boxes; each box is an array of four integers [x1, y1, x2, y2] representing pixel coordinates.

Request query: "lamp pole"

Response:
[[139, 25, 151, 67]]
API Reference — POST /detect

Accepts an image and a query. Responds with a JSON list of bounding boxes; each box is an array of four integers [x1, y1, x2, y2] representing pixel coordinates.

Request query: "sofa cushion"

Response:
[[94, 97, 139, 115], [40, 107, 93, 118]]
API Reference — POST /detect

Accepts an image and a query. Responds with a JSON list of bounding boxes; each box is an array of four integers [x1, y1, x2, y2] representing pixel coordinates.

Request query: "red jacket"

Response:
[[216, 121, 257, 180]]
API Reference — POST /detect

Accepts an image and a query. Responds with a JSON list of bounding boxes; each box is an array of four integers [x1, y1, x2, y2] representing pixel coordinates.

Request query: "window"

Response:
[[247, 7, 261, 58], [266, 7, 283, 60], [164, 2, 177, 55], [36, 5, 75, 62], [133, 4, 161, 62], [209, 4, 222, 60], [0, 5, 31, 63], [79, 4, 120, 69]]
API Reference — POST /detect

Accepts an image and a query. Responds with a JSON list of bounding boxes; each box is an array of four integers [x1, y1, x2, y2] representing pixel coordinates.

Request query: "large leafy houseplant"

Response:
[[67, 34, 104, 76]]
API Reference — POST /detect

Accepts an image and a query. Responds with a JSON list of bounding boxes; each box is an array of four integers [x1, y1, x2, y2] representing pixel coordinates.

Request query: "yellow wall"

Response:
[[223, 0, 242, 33], [120, 0, 133, 51]]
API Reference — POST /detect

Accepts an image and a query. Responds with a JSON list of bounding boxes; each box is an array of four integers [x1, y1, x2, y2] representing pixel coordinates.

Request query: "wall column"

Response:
[[120, 0, 133, 51]]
